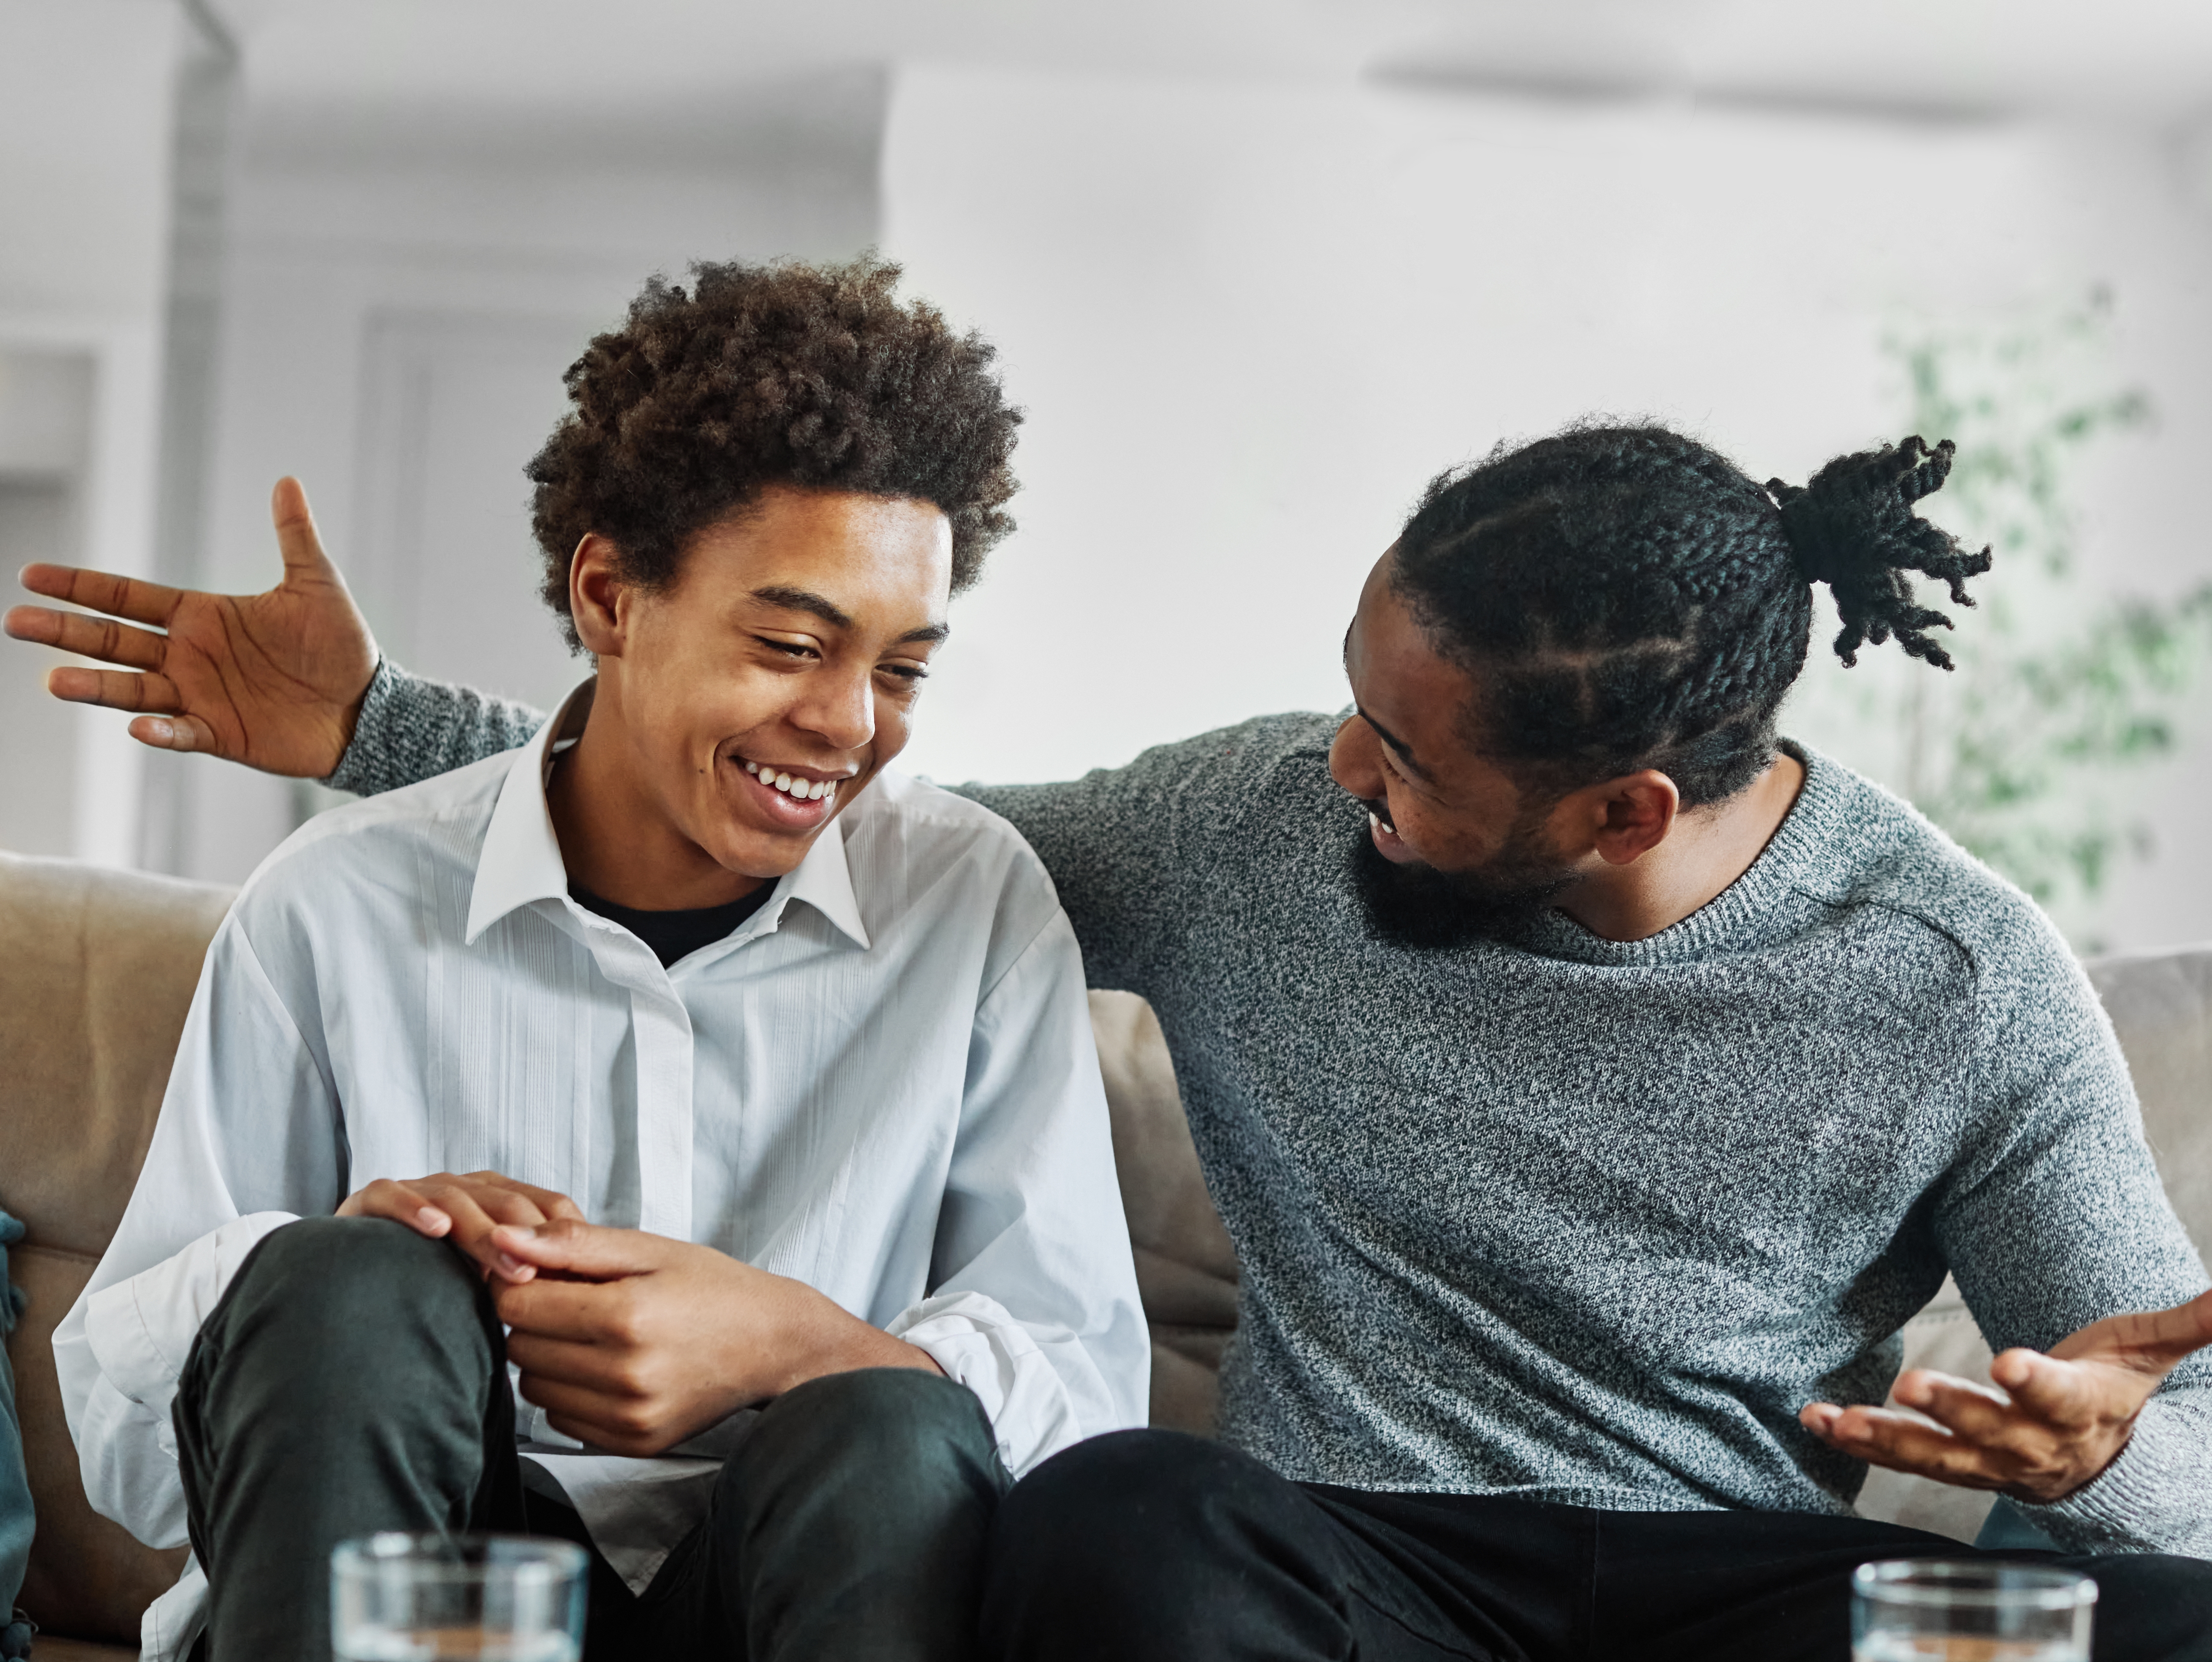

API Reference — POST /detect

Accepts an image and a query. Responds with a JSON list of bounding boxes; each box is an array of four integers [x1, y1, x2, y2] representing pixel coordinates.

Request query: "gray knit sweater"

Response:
[[330, 664, 2212, 1557]]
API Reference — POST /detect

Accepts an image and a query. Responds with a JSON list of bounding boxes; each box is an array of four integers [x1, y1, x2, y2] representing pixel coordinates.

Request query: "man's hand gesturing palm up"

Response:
[[4, 477, 378, 778], [1803, 1287, 2212, 1503]]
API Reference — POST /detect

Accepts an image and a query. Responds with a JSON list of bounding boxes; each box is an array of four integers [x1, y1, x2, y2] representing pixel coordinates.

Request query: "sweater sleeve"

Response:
[[953, 712, 1336, 998], [323, 659, 546, 796], [1933, 914, 2212, 1557]]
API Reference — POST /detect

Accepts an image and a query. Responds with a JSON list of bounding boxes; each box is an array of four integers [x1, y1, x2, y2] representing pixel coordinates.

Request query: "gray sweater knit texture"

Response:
[[329, 662, 2212, 1557]]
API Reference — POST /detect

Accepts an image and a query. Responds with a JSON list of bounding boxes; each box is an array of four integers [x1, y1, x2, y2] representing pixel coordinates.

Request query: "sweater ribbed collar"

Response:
[[1511, 741, 1863, 968]]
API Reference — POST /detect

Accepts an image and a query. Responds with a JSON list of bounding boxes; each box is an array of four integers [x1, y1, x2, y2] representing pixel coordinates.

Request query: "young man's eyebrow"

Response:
[[1358, 707, 1430, 780], [752, 586, 854, 629], [751, 586, 949, 647]]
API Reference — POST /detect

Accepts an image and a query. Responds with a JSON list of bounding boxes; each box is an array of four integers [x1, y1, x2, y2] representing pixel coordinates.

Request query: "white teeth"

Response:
[[743, 761, 841, 804]]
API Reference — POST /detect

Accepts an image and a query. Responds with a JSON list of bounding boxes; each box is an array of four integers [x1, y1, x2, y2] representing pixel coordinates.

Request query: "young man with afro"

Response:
[[17, 285, 2212, 1653], [43, 257, 1150, 1662]]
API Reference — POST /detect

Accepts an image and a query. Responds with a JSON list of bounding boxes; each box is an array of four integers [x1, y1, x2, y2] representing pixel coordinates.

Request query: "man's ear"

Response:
[[568, 534, 628, 657], [1584, 770, 1680, 867]]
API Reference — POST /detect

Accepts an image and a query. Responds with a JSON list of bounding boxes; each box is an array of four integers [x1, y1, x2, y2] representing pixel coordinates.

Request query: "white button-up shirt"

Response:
[[55, 686, 1149, 1662]]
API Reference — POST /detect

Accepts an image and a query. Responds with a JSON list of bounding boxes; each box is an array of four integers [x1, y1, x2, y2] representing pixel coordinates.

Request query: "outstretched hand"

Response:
[[1802, 1287, 2212, 1504], [3, 477, 378, 777]]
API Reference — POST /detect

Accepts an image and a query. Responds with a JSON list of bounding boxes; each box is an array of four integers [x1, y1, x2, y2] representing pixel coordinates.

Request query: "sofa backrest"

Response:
[[2089, 947, 2212, 1238]]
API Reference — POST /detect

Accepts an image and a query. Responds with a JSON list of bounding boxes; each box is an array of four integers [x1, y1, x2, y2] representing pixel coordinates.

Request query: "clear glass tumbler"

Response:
[[1851, 1559, 2096, 1661], [331, 1534, 587, 1662]]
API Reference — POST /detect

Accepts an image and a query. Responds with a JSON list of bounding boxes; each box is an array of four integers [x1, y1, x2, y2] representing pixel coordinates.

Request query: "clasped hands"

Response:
[[1801, 1287, 2212, 1505], [337, 1170, 939, 1457]]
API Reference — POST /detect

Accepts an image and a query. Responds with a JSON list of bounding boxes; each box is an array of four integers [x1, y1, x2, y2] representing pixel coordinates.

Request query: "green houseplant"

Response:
[[1785, 293, 2212, 948]]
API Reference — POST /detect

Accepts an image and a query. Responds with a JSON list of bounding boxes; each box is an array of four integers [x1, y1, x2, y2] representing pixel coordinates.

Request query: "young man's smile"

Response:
[[737, 754, 848, 808]]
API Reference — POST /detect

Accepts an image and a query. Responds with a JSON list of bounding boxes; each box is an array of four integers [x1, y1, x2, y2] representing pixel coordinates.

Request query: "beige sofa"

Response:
[[2, 848, 2206, 1657]]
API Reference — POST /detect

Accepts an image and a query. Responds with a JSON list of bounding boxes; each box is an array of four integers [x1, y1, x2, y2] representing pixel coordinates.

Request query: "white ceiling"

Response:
[[206, 0, 2212, 128]]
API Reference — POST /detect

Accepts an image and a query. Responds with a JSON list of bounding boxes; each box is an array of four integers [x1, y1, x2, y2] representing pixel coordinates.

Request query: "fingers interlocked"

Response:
[[336, 1169, 584, 1283]]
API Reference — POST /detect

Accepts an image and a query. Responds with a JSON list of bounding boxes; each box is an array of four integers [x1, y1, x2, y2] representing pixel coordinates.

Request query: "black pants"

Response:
[[173, 1217, 1009, 1662], [981, 1430, 2212, 1662]]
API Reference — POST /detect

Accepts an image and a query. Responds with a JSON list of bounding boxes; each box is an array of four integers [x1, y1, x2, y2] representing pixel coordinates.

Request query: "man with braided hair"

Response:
[[14, 417, 2212, 1656]]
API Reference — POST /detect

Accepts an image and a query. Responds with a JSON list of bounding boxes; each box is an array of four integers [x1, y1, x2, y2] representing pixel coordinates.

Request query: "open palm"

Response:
[[1804, 1285, 2212, 1502], [3, 478, 378, 779]]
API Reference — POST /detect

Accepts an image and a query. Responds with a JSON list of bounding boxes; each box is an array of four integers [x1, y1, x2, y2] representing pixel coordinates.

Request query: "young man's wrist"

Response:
[[765, 1278, 943, 1398]]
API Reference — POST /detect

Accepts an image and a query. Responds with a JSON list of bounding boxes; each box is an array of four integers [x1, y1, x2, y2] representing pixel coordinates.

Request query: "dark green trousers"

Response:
[[173, 1217, 1010, 1662]]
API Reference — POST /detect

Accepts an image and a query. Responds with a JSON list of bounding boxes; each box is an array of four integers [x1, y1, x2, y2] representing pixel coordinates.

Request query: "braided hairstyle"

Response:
[[1390, 425, 1992, 808]]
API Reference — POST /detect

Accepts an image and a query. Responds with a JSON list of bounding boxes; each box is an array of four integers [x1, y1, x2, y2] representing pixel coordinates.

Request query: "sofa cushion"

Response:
[[1090, 991, 1238, 1435], [0, 854, 230, 1643], [12, 1245, 185, 1644], [23, 1637, 137, 1662]]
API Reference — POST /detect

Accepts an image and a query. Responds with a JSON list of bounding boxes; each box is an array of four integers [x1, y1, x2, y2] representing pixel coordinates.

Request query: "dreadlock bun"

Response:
[[1765, 436, 1993, 670], [1392, 422, 1994, 809]]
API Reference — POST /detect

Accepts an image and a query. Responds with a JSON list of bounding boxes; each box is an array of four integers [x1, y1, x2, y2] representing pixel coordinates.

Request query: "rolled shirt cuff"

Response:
[[887, 1290, 1087, 1478]]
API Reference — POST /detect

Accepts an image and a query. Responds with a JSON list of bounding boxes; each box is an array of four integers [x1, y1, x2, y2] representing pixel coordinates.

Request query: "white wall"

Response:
[[880, 64, 2212, 951], [106, 49, 2212, 947], [0, 0, 180, 868], [169, 73, 885, 880]]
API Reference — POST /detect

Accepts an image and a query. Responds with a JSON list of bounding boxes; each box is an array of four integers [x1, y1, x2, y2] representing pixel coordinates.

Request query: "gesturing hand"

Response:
[[490, 1220, 940, 1458], [4, 476, 378, 777], [1802, 1287, 2212, 1503], [338, 1170, 584, 1285]]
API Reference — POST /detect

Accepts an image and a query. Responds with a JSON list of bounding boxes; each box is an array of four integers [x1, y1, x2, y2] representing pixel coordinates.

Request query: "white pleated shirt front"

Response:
[[55, 686, 1150, 1662]]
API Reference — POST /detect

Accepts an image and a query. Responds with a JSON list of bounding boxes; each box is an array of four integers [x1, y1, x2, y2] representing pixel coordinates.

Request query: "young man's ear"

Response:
[[569, 534, 627, 657], [1568, 770, 1680, 867]]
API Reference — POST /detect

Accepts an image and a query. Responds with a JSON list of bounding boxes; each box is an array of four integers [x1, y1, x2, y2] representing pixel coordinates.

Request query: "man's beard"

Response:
[[1347, 808, 1578, 951]]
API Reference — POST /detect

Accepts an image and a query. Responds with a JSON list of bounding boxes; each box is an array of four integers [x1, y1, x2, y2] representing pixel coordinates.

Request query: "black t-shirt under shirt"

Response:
[[568, 880, 773, 968]]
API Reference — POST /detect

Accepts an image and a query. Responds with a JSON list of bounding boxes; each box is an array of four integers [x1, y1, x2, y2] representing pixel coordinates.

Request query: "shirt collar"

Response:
[[465, 678, 871, 952]]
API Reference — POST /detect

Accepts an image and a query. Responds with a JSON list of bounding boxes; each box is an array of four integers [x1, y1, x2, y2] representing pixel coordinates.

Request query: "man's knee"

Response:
[[982, 1431, 1336, 1659], [203, 1216, 488, 1382], [2073, 1552, 2212, 1661], [740, 1368, 1001, 1499], [994, 1428, 1267, 1569], [702, 1369, 1004, 1604]]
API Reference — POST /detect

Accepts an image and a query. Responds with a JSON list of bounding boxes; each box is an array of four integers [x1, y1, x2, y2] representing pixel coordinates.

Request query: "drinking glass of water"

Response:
[[332, 1534, 587, 1661], [1852, 1559, 2096, 1661]]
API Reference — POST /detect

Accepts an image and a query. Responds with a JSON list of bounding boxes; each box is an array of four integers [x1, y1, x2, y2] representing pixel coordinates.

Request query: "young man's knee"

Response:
[[748, 1367, 998, 1487], [221, 1216, 483, 1354]]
